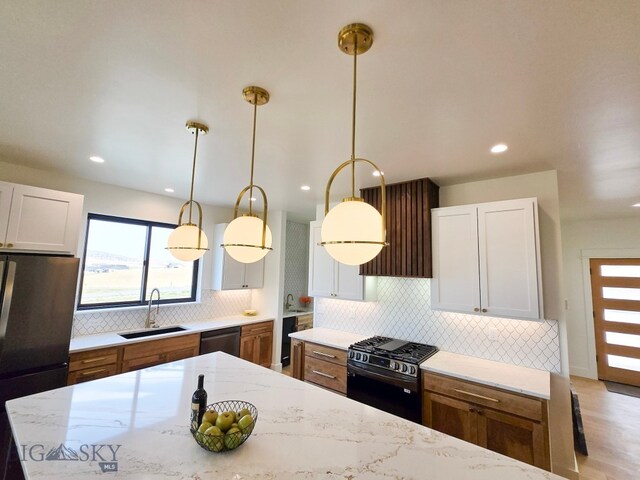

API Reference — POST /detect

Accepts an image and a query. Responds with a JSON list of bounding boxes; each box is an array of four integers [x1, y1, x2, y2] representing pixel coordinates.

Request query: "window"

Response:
[[78, 214, 199, 309]]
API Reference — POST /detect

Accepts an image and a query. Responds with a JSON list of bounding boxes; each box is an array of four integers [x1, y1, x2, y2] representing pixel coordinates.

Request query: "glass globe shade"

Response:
[[223, 216, 273, 263], [167, 224, 208, 261], [321, 200, 384, 266]]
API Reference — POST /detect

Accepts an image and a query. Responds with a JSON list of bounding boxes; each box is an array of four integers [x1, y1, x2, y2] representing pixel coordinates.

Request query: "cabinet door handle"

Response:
[[79, 367, 107, 376], [473, 307, 480, 312], [81, 356, 107, 364], [454, 389, 500, 403], [312, 370, 336, 379], [312, 350, 336, 359], [481, 308, 488, 313]]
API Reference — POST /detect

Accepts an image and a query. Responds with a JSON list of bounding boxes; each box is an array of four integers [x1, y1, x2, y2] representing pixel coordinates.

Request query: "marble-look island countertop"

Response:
[[7, 353, 560, 479], [69, 314, 274, 353], [289, 327, 369, 350], [421, 351, 551, 399]]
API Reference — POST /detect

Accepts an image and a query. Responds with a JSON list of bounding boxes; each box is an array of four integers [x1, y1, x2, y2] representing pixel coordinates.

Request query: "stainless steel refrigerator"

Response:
[[0, 254, 79, 479]]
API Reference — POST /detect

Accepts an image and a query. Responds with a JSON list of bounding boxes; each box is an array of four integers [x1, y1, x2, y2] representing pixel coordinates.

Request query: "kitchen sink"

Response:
[[119, 326, 186, 339]]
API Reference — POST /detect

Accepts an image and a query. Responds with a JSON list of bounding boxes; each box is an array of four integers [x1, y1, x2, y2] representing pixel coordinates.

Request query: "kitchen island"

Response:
[[7, 353, 560, 479]]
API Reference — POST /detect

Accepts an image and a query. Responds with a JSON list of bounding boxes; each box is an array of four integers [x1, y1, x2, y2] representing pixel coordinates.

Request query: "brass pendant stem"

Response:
[[188, 127, 199, 224], [249, 97, 258, 216], [351, 38, 358, 198]]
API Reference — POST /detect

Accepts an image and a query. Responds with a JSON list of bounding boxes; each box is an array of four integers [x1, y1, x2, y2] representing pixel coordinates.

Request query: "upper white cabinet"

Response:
[[0, 181, 83, 255], [431, 198, 543, 320], [212, 223, 264, 290], [308, 221, 377, 301]]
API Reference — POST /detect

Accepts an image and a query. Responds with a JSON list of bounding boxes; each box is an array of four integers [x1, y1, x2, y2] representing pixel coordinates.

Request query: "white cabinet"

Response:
[[212, 223, 264, 290], [431, 198, 542, 320], [308, 221, 377, 301], [0, 181, 83, 255]]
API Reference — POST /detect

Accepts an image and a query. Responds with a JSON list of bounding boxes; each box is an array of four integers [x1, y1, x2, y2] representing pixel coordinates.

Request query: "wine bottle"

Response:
[[190, 374, 207, 430]]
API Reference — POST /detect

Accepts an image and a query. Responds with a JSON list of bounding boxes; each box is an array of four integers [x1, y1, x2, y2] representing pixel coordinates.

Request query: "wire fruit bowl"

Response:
[[190, 400, 258, 453]]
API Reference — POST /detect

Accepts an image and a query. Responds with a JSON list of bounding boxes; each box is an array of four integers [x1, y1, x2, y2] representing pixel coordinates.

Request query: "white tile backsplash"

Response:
[[315, 277, 560, 372], [72, 289, 251, 336]]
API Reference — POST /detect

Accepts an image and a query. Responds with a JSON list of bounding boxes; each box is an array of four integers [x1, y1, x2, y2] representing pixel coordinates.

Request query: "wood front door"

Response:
[[590, 258, 640, 387]]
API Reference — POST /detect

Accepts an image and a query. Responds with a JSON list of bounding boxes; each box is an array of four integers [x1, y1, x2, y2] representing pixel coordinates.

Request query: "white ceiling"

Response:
[[1, 0, 640, 221]]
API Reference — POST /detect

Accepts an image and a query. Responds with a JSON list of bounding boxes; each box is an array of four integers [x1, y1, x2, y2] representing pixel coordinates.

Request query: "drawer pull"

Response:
[[81, 356, 107, 364], [454, 389, 500, 403], [312, 350, 336, 359], [79, 367, 107, 376], [312, 370, 336, 379]]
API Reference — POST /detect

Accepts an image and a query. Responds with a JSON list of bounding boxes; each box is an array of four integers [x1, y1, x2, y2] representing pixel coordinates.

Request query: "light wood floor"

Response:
[[571, 376, 640, 480]]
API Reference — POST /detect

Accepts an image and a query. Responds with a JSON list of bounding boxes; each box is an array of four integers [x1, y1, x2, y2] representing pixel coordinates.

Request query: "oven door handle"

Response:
[[347, 363, 418, 392]]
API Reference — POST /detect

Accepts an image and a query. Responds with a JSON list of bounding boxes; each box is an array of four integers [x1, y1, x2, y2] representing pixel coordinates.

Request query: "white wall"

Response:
[[561, 216, 640, 378]]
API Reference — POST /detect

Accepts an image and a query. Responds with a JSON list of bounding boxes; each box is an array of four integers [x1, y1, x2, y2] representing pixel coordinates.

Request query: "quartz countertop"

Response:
[[282, 308, 313, 318], [421, 351, 551, 399], [7, 352, 560, 479], [69, 314, 274, 353], [288, 327, 369, 350]]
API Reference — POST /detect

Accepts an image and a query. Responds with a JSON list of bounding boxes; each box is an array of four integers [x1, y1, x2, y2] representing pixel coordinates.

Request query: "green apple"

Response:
[[203, 425, 224, 452], [215, 412, 235, 432], [237, 408, 251, 419], [202, 410, 218, 425], [224, 427, 242, 450], [197, 421, 212, 434], [237, 414, 253, 432]]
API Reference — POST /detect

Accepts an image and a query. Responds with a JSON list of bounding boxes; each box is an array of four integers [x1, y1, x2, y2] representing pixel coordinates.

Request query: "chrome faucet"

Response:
[[285, 293, 294, 311], [146, 288, 161, 328]]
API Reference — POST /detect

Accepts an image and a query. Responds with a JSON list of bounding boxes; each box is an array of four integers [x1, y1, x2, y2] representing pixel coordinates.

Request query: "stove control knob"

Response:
[[356, 353, 361, 360], [410, 366, 417, 375], [362, 354, 368, 362], [401, 364, 408, 373], [348, 351, 354, 359], [392, 362, 399, 370]]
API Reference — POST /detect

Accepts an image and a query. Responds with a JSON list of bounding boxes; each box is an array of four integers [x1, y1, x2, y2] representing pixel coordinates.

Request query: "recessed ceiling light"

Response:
[[164, 188, 174, 193], [89, 156, 105, 163], [372, 170, 384, 177], [300, 185, 311, 191], [490, 144, 508, 154], [632, 203, 640, 208]]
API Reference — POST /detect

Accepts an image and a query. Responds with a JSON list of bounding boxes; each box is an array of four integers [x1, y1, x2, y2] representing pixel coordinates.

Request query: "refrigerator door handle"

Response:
[[0, 260, 16, 356]]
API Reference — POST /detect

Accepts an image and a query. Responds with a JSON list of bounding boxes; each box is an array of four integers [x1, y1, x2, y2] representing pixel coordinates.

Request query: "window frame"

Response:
[[77, 213, 199, 310]]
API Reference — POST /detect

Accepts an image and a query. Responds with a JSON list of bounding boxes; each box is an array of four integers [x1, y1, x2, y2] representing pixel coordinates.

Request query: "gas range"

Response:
[[347, 336, 438, 378]]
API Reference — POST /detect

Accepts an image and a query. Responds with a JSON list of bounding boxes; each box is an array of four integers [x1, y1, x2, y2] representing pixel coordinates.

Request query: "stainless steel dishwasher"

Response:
[[199, 327, 241, 357]]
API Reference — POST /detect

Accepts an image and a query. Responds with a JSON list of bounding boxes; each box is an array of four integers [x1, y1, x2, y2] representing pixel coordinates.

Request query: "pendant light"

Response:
[[167, 121, 210, 261], [221, 86, 273, 264], [320, 24, 387, 266]]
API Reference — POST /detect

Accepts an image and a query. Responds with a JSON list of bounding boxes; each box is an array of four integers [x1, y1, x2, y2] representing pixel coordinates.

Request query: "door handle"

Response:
[[454, 389, 500, 403], [481, 308, 488, 313], [0, 261, 16, 356], [312, 350, 336, 359], [312, 370, 336, 379]]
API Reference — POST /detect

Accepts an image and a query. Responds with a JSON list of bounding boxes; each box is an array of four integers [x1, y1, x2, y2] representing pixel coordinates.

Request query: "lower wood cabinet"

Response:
[[423, 372, 550, 471], [68, 346, 120, 385], [239, 321, 273, 368], [121, 333, 200, 373], [291, 340, 347, 395], [67, 333, 200, 384]]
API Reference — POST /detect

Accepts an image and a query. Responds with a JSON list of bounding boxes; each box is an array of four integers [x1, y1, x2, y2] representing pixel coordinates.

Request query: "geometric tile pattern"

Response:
[[72, 289, 252, 337], [315, 277, 561, 372], [283, 221, 310, 308]]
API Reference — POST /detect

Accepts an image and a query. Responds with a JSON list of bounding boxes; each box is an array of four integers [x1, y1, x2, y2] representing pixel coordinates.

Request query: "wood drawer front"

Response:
[[122, 333, 200, 361], [68, 364, 118, 385], [304, 357, 347, 394], [304, 342, 346, 366], [69, 347, 119, 372], [241, 321, 273, 337], [423, 373, 543, 422]]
